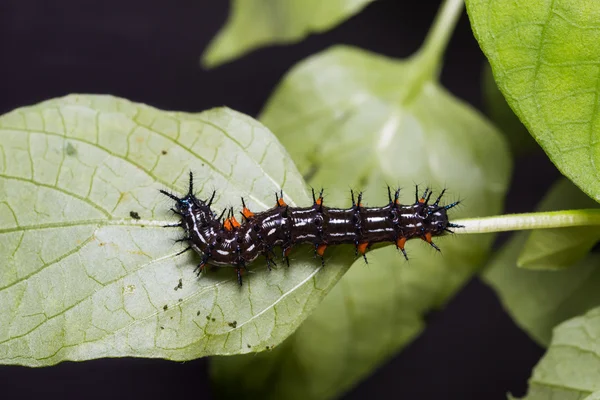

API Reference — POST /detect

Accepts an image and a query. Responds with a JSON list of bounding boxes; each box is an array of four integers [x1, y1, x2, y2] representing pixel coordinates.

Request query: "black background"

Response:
[[0, 0, 559, 398]]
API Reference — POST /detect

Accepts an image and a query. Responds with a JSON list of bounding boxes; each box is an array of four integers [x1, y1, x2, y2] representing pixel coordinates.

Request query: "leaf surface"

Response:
[[0, 95, 358, 366], [202, 0, 374, 68], [467, 0, 600, 202], [211, 45, 512, 400], [520, 306, 600, 399]]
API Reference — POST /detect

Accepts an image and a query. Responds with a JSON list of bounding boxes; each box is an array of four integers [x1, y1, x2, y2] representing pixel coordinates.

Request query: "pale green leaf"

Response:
[[211, 45, 511, 400], [484, 179, 600, 347], [0, 94, 360, 366], [517, 179, 600, 269], [520, 306, 600, 399], [202, 0, 374, 68], [466, 0, 600, 202]]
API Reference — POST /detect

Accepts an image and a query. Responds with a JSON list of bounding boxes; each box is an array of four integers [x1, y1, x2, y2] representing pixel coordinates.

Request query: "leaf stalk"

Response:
[[415, 0, 464, 80], [453, 209, 600, 234]]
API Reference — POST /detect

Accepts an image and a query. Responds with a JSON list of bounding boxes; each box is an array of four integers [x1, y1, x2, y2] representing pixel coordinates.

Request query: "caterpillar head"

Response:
[[416, 187, 461, 236], [423, 205, 450, 235]]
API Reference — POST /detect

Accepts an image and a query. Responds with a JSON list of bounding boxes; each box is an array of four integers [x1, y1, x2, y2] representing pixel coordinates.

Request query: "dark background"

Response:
[[0, 0, 559, 398]]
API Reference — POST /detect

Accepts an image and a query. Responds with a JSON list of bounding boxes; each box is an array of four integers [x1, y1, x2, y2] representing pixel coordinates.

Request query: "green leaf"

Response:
[[481, 62, 537, 156], [201, 0, 375, 68], [466, 0, 600, 203], [484, 234, 600, 347], [517, 179, 600, 270], [0, 94, 360, 366], [211, 44, 511, 400], [519, 306, 600, 399], [212, 250, 429, 400], [484, 180, 600, 347]]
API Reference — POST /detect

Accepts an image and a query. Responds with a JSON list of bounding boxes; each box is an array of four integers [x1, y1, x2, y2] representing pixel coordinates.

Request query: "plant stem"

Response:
[[401, 0, 464, 104], [453, 209, 600, 234], [417, 0, 464, 79]]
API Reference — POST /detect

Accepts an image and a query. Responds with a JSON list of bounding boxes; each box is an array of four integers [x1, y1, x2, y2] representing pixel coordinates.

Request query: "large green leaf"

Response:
[[0, 94, 361, 366], [484, 179, 600, 346], [520, 306, 600, 399], [466, 0, 600, 202], [211, 44, 511, 400], [201, 0, 374, 68]]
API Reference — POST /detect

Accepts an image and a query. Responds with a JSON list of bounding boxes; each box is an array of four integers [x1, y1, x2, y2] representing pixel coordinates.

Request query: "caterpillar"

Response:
[[160, 172, 462, 285]]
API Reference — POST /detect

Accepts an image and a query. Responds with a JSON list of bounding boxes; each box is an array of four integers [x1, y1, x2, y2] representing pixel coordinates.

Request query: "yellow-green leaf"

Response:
[[202, 0, 374, 68], [467, 0, 600, 202], [0, 94, 358, 366], [520, 306, 600, 399]]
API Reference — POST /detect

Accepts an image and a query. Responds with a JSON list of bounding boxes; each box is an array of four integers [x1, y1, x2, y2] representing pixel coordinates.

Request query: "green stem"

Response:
[[401, 0, 464, 104], [453, 209, 600, 234], [416, 0, 464, 79]]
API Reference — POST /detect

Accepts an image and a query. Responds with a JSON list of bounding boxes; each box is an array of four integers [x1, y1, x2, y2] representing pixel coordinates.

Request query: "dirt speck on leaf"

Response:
[[65, 142, 77, 156], [174, 279, 183, 291]]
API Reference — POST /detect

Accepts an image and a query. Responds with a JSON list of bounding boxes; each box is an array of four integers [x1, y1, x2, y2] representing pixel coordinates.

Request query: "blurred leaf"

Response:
[[484, 179, 600, 347], [518, 179, 600, 270], [484, 235, 600, 347], [467, 0, 600, 203], [519, 306, 600, 399], [202, 0, 374, 68], [481, 62, 537, 155], [211, 44, 511, 400], [0, 94, 360, 366]]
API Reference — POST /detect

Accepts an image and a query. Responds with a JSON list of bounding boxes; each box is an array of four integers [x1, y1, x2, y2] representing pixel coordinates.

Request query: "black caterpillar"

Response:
[[160, 172, 462, 285]]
